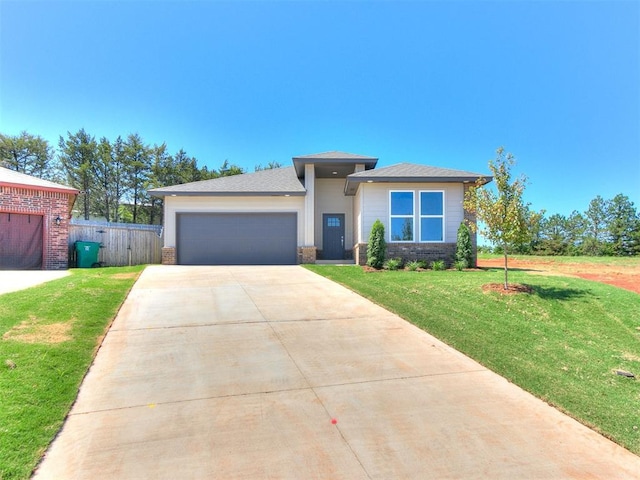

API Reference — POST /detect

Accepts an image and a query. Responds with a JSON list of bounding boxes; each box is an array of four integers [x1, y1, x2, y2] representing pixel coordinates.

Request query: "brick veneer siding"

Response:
[[354, 242, 457, 267], [0, 185, 75, 270], [161, 247, 177, 265], [353, 243, 464, 267]]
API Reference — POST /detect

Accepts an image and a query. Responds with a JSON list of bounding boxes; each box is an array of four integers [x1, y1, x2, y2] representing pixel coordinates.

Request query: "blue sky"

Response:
[[1, 0, 638, 218]]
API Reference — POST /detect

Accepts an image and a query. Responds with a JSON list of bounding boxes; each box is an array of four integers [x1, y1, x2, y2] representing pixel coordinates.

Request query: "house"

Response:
[[0, 167, 79, 270], [149, 151, 491, 266]]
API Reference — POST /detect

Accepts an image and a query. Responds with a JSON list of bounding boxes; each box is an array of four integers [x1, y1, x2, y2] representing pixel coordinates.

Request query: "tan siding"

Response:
[[314, 179, 353, 249], [358, 182, 464, 243]]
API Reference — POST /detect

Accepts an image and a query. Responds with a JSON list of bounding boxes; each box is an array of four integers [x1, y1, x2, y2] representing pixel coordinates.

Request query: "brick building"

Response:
[[0, 167, 79, 270]]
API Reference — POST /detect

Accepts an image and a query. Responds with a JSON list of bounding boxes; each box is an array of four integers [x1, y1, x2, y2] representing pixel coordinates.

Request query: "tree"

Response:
[[565, 210, 586, 255], [92, 137, 117, 221], [148, 143, 173, 225], [607, 194, 639, 256], [0, 131, 55, 178], [537, 213, 570, 256], [463, 147, 540, 289], [455, 222, 473, 267], [583, 195, 611, 256], [255, 161, 283, 171], [122, 133, 151, 224], [110, 136, 127, 223], [59, 129, 98, 220], [367, 219, 386, 269], [217, 159, 244, 177]]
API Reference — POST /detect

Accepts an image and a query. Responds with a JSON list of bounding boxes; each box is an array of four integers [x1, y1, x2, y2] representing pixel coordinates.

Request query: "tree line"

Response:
[[525, 194, 640, 257], [470, 153, 640, 259], [0, 130, 280, 225], [475, 191, 640, 258]]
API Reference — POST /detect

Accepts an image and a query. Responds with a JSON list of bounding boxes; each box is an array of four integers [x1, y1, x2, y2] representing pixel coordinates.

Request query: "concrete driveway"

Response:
[[0, 270, 69, 295], [34, 265, 640, 479]]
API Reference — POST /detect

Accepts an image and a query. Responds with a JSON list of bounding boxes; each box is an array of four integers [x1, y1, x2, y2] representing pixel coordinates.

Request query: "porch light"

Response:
[[367, 180, 374, 183], [54, 215, 62, 226]]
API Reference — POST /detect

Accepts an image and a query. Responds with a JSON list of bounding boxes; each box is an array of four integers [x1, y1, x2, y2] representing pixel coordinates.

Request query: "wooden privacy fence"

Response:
[[69, 220, 163, 267]]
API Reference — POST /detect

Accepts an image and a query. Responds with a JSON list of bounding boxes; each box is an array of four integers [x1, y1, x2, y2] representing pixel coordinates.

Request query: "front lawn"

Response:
[[0, 266, 144, 480], [305, 265, 640, 455]]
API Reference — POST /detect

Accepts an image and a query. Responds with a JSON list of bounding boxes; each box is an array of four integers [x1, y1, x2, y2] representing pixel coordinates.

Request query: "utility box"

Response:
[[75, 241, 101, 268]]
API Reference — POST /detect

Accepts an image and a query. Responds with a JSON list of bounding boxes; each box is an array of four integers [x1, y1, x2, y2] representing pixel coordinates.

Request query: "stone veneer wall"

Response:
[[297, 246, 317, 264], [162, 247, 177, 265], [0, 185, 74, 270]]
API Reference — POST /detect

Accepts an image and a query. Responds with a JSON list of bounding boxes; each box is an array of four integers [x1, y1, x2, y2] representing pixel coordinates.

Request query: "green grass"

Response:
[[0, 266, 144, 480], [305, 264, 640, 455]]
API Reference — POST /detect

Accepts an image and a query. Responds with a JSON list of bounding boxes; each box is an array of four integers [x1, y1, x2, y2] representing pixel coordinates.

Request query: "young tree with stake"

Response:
[[464, 147, 541, 289]]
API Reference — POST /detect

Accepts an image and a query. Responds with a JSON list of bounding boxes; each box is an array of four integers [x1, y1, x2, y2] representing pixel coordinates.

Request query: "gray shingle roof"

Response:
[[344, 163, 492, 195], [149, 166, 306, 196], [292, 151, 377, 161], [0, 166, 78, 193]]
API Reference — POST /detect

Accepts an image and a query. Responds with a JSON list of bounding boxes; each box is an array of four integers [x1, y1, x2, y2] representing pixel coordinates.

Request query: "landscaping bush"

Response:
[[384, 258, 403, 270], [367, 219, 387, 269], [456, 222, 473, 268], [431, 260, 446, 271], [406, 260, 421, 271], [454, 260, 467, 271]]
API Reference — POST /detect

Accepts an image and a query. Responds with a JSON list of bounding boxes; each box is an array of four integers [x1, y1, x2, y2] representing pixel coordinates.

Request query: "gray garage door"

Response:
[[177, 212, 297, 265]]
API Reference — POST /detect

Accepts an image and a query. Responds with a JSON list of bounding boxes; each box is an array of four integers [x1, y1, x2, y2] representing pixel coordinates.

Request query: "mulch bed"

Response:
[[481, 283, 534, 295]]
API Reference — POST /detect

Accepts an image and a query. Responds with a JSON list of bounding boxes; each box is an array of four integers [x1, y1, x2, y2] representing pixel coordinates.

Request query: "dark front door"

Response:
[[322, 214, 345, 260]]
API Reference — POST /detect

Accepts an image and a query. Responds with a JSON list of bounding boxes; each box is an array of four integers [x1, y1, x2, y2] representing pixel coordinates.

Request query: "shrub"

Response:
[[406, 260, 421, 271], [431, 260, 446, 271], [383, 258, 402, 270], [367, 219, 387, 269], [454, 260, 467, 271], [456, 222, 473, 268]]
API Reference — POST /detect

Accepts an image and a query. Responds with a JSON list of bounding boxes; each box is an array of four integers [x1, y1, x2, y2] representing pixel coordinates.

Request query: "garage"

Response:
[[0, 213, 44, 269], [176, 212, 297, 265]]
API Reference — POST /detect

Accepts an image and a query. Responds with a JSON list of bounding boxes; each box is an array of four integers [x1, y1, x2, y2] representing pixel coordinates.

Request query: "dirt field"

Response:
[[477, 257, 640, 295]]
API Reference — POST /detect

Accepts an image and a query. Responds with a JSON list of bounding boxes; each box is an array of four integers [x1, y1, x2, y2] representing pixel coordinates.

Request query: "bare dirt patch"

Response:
[[478, 258, 640, 295], [2, 317, 73, 344], [111, 272, 139, 280]]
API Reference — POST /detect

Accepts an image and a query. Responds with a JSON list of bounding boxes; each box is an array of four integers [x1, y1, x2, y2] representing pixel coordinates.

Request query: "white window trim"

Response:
[[389, 190, 415, 242], [419, 190, 445, 243]]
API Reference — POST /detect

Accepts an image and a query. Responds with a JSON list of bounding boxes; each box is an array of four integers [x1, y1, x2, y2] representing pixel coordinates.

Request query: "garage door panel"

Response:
[[177, 213, 297, 265]]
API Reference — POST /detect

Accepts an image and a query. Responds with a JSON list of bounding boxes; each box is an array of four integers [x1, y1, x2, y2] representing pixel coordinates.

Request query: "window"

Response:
[[389, 191, 414, 241], [420, 191, 444, 242], [326, 216, 341, 227]]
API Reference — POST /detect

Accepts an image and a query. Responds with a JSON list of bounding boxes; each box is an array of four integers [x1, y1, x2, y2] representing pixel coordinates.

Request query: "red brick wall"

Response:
[[0, 185, 75, 270]]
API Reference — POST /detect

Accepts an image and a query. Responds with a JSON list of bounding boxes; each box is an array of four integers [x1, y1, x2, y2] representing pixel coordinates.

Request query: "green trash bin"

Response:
[[75, 241, 101, 268]]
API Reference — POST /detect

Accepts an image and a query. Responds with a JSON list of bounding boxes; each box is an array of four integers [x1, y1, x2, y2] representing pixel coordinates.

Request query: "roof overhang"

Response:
[[0, 180, 80, 196], [292, 155, 378, 178], [150, 190, 306, 198], [344, 175, 493, 195]]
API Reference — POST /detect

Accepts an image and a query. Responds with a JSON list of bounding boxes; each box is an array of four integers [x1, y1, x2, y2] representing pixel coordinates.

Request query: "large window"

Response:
[[390, 191, 414, 241], [420, 191, 444, 242]]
